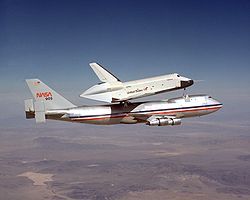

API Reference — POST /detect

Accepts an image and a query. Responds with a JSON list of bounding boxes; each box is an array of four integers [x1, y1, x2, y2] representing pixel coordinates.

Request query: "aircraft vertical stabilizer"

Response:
[[89, 62, 120, 83], [26, 79, 76, 110]]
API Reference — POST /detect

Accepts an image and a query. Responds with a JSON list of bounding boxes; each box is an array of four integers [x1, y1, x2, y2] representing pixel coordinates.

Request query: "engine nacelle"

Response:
[[147, 118, 181, 126]]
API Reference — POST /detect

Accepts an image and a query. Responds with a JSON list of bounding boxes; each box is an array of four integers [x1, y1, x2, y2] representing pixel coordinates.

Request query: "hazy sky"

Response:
[[0, 0, 250, 126]]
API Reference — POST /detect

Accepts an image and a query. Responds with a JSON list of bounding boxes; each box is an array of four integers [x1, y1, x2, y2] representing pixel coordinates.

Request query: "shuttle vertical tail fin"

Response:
[[89, 62, 121, 83]]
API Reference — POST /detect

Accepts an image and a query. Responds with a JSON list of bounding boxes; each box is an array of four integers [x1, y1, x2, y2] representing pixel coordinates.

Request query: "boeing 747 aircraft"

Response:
[[25, 79, 222, 126]]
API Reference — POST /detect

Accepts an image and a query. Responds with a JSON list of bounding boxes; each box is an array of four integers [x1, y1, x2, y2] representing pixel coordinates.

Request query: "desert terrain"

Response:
[[0, 118, 249, 200]]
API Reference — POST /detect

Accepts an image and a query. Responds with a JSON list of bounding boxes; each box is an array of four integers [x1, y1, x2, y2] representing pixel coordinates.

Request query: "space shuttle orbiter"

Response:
[[80, 62, 194, 103]]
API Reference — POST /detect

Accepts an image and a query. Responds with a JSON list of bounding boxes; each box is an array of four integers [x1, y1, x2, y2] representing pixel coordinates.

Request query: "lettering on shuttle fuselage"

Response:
[[127, 87, 148, 94], [36, 92, 53, 100]]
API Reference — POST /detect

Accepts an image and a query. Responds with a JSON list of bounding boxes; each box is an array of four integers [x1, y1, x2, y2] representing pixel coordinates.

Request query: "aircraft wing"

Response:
[[89, 62, 121, 83], [130, 105, 182, 125], [132, 114, 176, 121], [146, 115, 177, 121]]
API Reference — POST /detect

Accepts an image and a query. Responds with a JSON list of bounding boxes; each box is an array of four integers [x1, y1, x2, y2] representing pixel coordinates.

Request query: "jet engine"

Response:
[[146, 118, 181, 126]]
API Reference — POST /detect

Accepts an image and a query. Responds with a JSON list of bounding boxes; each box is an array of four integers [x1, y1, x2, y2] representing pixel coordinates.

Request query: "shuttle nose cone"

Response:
[[180, 80, 194, 88]]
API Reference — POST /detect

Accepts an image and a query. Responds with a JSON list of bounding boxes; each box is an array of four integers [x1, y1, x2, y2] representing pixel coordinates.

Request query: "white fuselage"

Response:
[[81, 73, 193, 103], [45, 95, 222, 125], [124, 73, 191, 98]]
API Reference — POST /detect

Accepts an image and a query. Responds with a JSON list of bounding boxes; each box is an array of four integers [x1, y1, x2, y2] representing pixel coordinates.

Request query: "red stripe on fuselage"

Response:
[[71, 105, 222, 122], [71, 114, 127, 121], [144, 105, 222, 116]]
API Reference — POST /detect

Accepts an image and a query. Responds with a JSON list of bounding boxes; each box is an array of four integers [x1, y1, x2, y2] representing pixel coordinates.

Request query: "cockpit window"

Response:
[[177, 74, 180, 77]]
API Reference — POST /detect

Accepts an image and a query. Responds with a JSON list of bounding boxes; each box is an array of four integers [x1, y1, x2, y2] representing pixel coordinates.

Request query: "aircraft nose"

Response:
[[212, 98, 223, 107], [180, 79, 194, 88]]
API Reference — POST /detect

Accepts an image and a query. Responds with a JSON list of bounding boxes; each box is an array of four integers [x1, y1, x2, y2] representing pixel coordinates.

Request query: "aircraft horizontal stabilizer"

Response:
[[24, 98, 46, 123], [34, 101, 46, 123], [25, 99, 34, 119]]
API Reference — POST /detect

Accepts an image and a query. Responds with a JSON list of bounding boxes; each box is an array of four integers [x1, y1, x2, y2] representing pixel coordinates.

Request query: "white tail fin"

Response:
[[89, 62, 121, 83], [26, 79, 76, 110]]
